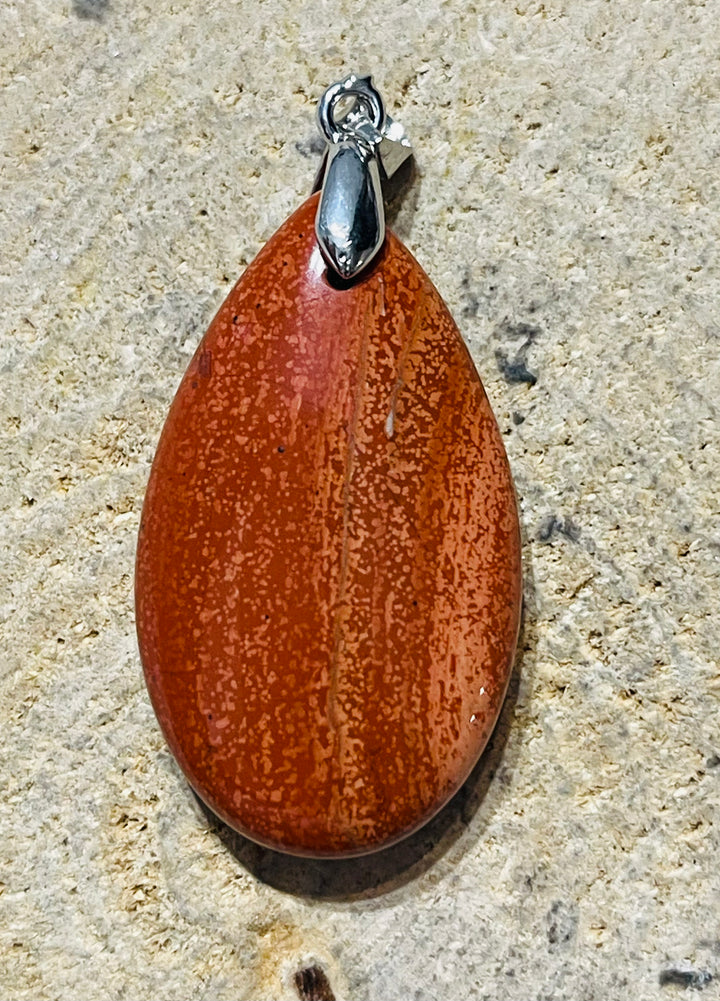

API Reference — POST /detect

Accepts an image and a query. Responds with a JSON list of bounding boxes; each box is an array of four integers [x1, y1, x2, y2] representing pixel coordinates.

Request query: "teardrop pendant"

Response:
[[136, 78, 522, 858]]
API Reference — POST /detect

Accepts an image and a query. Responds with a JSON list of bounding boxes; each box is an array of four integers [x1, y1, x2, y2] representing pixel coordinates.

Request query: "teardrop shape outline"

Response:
[[136, 193, 522, 858]]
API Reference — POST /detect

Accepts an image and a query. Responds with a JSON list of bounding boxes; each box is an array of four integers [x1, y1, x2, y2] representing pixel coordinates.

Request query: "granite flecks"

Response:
[[659, 968, 714, 992], [493, 319, 541, 386], [2, 0, 720, 999]]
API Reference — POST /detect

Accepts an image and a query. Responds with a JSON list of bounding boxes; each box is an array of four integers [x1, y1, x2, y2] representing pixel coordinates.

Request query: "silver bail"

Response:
[[314, 75, 413, 281]]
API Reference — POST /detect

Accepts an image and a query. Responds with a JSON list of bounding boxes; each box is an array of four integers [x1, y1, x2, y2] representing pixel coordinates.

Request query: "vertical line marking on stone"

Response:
[[385, 291, 427, 438], [327, 291, 372, 738]]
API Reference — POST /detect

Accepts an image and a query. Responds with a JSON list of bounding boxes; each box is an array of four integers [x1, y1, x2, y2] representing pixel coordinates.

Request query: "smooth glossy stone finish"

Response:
[[136, 193, 522, 857]]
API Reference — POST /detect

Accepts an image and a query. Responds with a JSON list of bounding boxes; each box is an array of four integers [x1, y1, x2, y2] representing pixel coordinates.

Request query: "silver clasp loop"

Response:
[[317, 75, 385, 147]]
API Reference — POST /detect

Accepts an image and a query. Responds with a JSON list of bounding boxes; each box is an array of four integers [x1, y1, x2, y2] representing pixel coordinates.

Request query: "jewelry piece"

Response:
[[136, 76, 522, 858]]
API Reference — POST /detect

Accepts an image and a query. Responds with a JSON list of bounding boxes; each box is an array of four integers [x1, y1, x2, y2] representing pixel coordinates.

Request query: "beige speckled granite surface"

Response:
[[1, 1, 719, 999]]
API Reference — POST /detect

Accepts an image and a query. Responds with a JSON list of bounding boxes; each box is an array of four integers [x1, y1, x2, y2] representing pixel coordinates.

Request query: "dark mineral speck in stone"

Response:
[[294, 965, 336, 1001]]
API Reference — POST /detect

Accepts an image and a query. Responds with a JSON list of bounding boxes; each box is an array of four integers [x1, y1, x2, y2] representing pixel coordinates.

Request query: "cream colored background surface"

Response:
[[2, 1, 719, 998]]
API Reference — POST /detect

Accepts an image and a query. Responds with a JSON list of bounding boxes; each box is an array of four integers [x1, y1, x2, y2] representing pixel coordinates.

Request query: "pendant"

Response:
[[136, 76, 522, 858]]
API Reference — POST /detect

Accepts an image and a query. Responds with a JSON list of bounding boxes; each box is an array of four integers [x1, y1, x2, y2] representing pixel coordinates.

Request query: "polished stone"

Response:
[[136, 193, 522, 857]]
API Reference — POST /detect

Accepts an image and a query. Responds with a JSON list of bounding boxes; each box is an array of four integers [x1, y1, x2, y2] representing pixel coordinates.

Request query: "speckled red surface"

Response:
[[135, 193, 522, 857]]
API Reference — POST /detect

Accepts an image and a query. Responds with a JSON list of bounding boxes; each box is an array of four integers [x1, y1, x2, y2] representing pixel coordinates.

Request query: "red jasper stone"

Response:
[[136, 193, 521, 857]]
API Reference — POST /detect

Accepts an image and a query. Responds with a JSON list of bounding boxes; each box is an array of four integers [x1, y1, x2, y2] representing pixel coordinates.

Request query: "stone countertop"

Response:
[[1, 1, 718, 999]]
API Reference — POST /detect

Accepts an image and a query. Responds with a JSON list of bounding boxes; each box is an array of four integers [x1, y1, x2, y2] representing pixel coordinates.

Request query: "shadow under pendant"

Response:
[[135, 75, 522, 857]]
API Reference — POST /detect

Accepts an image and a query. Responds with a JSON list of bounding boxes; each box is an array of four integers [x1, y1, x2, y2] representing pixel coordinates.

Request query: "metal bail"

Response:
[[313, 75, 414, 280]]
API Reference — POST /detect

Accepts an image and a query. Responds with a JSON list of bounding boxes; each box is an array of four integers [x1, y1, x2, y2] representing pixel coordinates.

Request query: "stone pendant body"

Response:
[[136, 96, 522, 857]]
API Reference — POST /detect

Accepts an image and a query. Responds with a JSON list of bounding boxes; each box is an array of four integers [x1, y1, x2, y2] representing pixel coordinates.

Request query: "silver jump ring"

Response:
[[317, 75, 385, 145]]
